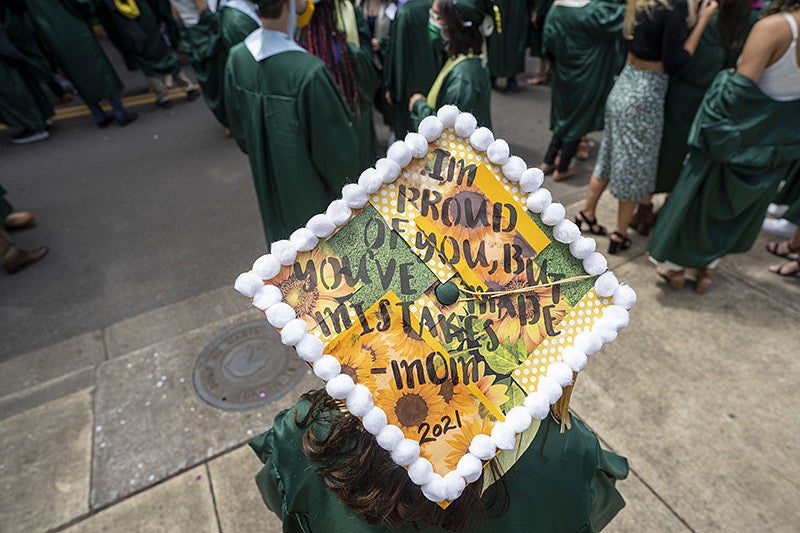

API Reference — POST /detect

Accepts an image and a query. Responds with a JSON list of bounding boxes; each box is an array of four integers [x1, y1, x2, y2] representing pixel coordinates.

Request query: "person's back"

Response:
[[755, 11, 800, 100]]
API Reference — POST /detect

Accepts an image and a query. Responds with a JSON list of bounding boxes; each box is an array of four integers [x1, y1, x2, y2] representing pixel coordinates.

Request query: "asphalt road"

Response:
[[1, 52, 594, 362]]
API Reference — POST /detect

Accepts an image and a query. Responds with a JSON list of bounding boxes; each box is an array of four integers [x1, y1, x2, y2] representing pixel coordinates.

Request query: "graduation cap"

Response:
[[452, 0, 501, 33], [236, 106, 636, 505]]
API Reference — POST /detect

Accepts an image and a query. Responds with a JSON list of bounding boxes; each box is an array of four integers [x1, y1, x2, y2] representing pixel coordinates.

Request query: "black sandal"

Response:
[[608, 231, 631, 255], [575, 210, 607, 235]]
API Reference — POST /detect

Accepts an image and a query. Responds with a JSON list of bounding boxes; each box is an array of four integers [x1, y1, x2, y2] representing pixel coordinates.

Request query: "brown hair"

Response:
[[767, 0, 800, 15], [258, 0, 288, 19], [295, 389, 509, 532]]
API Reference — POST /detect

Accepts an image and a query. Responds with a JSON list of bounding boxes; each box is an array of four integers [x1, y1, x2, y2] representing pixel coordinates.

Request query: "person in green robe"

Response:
[[654, 0, 762, 195], [409, 0, 494, 129], [539, 0, 625, 181], [299, 0, 380, 170], [0, 24, 52, 143], [526, 0, 552, 84], [383, 0, 445, 138], [94, 0, 200, 107], [647, 69, 800, 291], [487, 0, 528, 91], [24, 0, 138, 127], [224, 0, 360, 245], [250, 390, 628, 532]]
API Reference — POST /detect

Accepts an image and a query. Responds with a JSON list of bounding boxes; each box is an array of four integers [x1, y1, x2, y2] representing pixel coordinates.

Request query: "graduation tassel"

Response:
[[493, 5, 502, 33], [551, 372, 577, 432]]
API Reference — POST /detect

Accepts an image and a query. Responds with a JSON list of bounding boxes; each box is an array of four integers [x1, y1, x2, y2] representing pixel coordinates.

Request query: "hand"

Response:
[[408, 93, 425, 112], [698, 0, 718, 21], [371, 37, 380, 51], [385, 91, 394, 105]]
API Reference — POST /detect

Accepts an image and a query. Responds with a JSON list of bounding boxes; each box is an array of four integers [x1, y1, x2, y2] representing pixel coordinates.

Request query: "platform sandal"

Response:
[[574, 211, 607, 235], [608, 231, 631, 255], [656, 267, 685, 290], [629, 202, 656, 236]]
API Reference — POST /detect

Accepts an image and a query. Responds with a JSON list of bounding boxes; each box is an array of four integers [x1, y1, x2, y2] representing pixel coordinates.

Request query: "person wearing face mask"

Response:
[[408, 0, 495, 129], [223, 0, 359, 245]]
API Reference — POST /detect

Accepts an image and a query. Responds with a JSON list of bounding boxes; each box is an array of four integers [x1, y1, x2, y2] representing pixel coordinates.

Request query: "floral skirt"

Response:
[[593, 64, 669, 201]]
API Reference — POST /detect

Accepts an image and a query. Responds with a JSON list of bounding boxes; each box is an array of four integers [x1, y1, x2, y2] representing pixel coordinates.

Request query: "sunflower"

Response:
[[335, 345, 377, 386], [481, 272, 569, 353], [468, 231, 539, 287], [267, 244, 356, 328], [377, 381, 448, 432], [437, 378, 480, 416], [473, 361, 509, 409], [366, 313, 435, 363], [439, 414, 495, 472]]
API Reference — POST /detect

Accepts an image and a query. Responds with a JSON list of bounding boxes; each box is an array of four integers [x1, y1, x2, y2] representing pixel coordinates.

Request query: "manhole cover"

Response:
[[193, 321, 307, 411]]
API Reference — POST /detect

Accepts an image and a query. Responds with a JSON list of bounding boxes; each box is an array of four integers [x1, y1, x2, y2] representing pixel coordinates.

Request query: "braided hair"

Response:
[[299, 0, 362, 118]]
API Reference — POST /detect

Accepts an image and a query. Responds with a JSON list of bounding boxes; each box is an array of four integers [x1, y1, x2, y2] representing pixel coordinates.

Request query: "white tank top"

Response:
[[757, 12, 800, 101], [169, 0, 201, 26]]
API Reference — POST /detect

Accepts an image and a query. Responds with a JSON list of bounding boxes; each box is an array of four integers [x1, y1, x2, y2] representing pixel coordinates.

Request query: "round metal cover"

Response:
[[193, 321, 307, 411]]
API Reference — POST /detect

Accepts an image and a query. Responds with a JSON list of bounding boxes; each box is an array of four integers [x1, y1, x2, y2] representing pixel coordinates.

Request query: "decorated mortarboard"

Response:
[[235, 106, 636, 505]]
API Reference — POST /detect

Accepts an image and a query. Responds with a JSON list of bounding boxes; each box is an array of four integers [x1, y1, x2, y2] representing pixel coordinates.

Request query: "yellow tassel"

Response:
[[114, 0, 141, 19], [550, 372, 577, 432], [493, 5, 502, 33]]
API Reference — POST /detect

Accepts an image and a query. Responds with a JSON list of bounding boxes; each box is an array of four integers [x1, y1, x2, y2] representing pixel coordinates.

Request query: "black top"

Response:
[[626, 0, 691, 75]]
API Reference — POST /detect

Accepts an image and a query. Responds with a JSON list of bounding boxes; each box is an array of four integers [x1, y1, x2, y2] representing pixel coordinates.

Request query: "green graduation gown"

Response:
[[383, 0, 445, 137], [224, 32, 360, 244], [654, 8, 761, 193], [542, 0, 624, 142], [648, 70, 800, 268], [24, 0, 123, 104], [350, 42, 381, 171], [410, 56, 492, 130], [528, 0, 553, 57], [96, 0, 179, 77], [0, 184, 12, 221], [487, 0, 529, 79], [773, 161, 800, 226], [1, 4, 53, 83], [250, 396, 628, 532], [178, 9, 220, 95], [0, 54, 53, 131]]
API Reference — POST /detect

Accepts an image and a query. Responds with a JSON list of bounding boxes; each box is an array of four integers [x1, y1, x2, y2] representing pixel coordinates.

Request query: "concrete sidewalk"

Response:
[[1, 192, 798, 532]]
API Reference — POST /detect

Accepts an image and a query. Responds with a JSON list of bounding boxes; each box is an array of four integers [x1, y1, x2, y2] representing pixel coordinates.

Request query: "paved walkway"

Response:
[[2, 189, 798, 533]]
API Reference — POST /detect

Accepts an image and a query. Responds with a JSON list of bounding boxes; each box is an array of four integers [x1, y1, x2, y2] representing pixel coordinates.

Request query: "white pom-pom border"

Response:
[[233, 106, 636, 504]]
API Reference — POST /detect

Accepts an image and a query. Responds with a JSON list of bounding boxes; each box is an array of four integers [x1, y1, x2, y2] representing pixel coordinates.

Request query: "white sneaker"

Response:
[[762, 217, 798, 239], [766, 203, 789, 218]]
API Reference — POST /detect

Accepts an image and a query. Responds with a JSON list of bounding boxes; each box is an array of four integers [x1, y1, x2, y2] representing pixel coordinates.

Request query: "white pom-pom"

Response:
[[574, 331, 603, 355], [408, 457, 434, 485], [456, 453, 483, 483], [358, 168, 383, 194], [252, 284, 282, 311], [289, 228, 318, 252], [502, 156, 526, 182], [602, 305, 630, 329], [504, 406, 532, 434], [487, 139, 510, 165], [520, 168, 544, 193], [280, 318, 307, 346], [296, 334, 324, 362], [342, 183, 369, 209], [553, 219, 581, 243], [325, 373, 355, 399], [526, 188, 552, 213], [469, 127, 494, 151], [490, 422, 517, 450], [313, 355, 341, 380], [613, 284, 637, 309], [422, 474, 447, 502], [468, 434, 496, 461], [234, 272, 264, 297], [404, 132, 428, 158], [569, 236, 596, 259], [418, 116, 444, 142], [266, 302, 296, 328], [326, 199, 353, 226], [270, 240, 297, 266], [537, 375, 563, 404], [391, 438, 420, 466], [524, 392, 550, 419], [362, 406, 388, 435], [454, 112, 478, 138], [583, 252, 608, 276], [346, 384, 374, 417], [593, 319, 618, 343], [437, 105, 460, 127], [443, 471, 466, 501], [376, 424, 404, 451], [562, 346, 588, 372], [547, 361, 574, 387], [594, 271, 619, 297], [387, 140, 412, 167], [541, 202, 566, 226], [252, 254, 282, 279], [375, 157, 401, 183], [306, 214, 336, 238]]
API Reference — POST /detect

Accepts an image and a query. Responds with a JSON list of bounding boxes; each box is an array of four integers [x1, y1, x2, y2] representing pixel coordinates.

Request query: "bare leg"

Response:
[[616, 200, 638, 238], [581, 175, 608, 221]]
